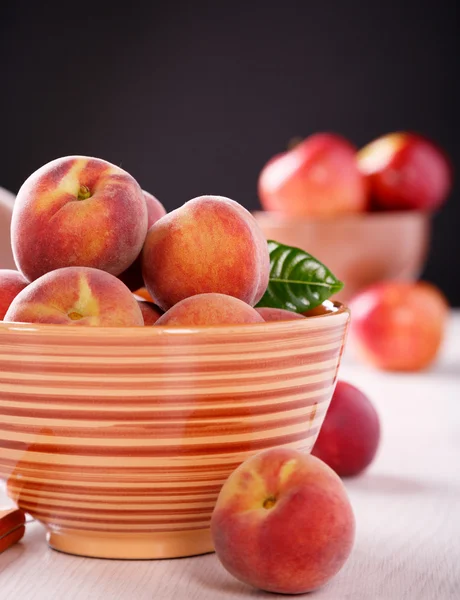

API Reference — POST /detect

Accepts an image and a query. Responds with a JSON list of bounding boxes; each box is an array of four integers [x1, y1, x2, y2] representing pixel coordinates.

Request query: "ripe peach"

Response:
[[312, 381, 380, 476], [0, 270, 29, 320], [258, 133, 368, 218], [4, 266, 144, 327], [142, 196, 270, 311], [256, 307, 305, 321], [155, 293, 264, 326], [118, 190, 167, 291], [137, 300, 162, 325], [211, 447, 355, 594], [358, 132, 452, 211], [350, 281, 448, 371], [11, 156, 148, 281]]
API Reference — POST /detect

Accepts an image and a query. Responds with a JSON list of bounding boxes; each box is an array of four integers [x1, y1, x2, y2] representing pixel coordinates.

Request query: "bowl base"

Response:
[[47, 527, 214, 560]]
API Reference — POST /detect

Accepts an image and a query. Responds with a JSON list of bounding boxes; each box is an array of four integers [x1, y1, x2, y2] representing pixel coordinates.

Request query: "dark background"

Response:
[[1, 1, 459, 303]]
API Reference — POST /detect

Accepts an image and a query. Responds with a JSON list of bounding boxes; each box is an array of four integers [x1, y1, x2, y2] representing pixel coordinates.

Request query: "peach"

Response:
[[142, 196, 270, 311], [211, 447, 355, 594], [358, 132, 452, 211], [11, 156, 148, 281], [137, 300, 162, 325], [312, 381, 380, 476], [350, 281, 448, 371], [155, 293, 264, 326], [0, 270, 29, 320], [256, 307, 305, 321], [258, 133, 368, 218], [4, 266, 144, 327], [118, 190, 167, 291]]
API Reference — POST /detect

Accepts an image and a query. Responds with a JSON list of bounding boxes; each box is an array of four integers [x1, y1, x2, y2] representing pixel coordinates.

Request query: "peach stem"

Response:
[[77, 185, 91, 200]]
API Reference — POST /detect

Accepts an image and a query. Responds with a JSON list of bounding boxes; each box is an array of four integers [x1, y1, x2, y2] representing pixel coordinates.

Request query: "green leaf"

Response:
[[256, 240, 344, 313]]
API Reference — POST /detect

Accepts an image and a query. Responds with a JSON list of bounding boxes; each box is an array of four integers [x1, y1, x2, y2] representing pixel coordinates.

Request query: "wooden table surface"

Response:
[[1, 312, 459, 600]]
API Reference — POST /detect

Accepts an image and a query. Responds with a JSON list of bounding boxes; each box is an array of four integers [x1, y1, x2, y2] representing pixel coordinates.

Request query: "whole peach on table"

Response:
[[118, 190, 167, 291], [349, 281, 448, 371], [11, 156, 148, 281], [258, 133, 368, 218], [142, 195, 270, 311], [4, 266, 144, 327], [358, 132, 452, 211], [256, 307, 305, 322], [155, 293, 264, 326], [136, 300, 162, 325], [0, 270, 29, 320], [312, 381, 381, 477], [211, 447, 355, 594]]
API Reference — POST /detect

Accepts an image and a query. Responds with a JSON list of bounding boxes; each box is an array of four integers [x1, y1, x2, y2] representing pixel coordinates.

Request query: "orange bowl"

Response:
[[253, 211, 430, 301], [0, 304, 349, 559]]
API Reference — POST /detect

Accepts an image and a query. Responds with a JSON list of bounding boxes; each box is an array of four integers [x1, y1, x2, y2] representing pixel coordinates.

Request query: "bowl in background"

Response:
[[253, 210, 430, 301], [0, 187, 15, 270], [0, 304, 349, 559]]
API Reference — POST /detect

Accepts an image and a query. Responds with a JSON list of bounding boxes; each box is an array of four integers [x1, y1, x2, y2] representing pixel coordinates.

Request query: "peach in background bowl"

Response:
[[253, 210, 430, 301], [0, 303, 349, 559]]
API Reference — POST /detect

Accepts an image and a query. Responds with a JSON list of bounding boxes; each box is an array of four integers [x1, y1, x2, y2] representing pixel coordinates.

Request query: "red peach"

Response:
[[137, 300, 162, 325], [118, 190, 167, 291], [142, 196, 270, 311], [255, 307, 305, 321], [211, 447, 355, 594], [312, 381, 380, 476], [0, 270, 29, 320], [258, 133, 368, 218], [11, 156, 148, 281], [155, 293, 264, 326], [358, 132, 452, 211], [350, 281, 448, 371], [4, 266, 144, 327]]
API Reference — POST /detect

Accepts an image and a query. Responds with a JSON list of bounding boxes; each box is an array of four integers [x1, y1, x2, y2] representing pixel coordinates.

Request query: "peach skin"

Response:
[[11, 156, 148, 281], [258, 133, 368, 218], [0, 270, 29, 320], [118, 190, 167, 291], [211, 447, 355, 594], [4, 266, 144, 327], [155, 293, 265, 326], [142, 196, 270, 311]]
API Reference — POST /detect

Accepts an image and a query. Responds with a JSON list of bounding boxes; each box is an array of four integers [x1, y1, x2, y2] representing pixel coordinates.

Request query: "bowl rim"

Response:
[[0, 301, 349, 338]]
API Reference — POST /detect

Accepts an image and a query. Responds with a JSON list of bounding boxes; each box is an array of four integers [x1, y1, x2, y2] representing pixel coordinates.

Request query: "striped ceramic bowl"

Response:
[[0, 303, 350, 559]]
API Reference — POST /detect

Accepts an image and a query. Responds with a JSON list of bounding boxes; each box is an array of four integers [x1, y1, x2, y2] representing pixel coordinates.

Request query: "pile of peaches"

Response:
[[0, 155, 289, 328], [258, 130, 452, 217]]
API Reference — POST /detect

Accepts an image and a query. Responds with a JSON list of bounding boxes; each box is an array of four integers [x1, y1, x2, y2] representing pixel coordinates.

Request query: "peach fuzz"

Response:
[[211, 447, 355, 594], [142, 196, 270, 311], [350, 281, 448, 371], [155, 293, 264, 326], [11, 156, 148, 281], [0, 270, 29, 320], [256, 307, 305, 321], [118, 190, 167, 291], [258, 133, 368, 218], [137, 300, 162, 325], [4, 266, 144, 327]]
